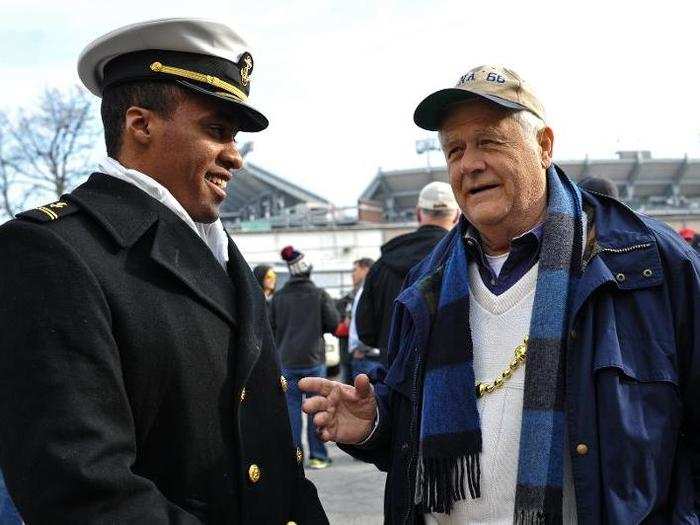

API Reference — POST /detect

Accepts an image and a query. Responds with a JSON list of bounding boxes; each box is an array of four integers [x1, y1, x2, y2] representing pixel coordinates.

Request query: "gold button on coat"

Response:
[[248, 464, 261, 483], [296, 447, 303, 464], [280, 375, 288, 392], [576, 443, 589, 455], [239, 387, 246, 403], [287, 522, 298, 525]]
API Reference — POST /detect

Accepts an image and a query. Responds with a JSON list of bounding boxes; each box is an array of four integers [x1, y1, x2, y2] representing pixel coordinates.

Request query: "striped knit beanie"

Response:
[[280, 245, 311, 276]]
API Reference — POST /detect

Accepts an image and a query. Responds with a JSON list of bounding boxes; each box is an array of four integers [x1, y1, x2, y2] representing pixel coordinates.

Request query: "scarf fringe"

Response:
[[421, 453, 480, 514], [514, 509, 563, 525]]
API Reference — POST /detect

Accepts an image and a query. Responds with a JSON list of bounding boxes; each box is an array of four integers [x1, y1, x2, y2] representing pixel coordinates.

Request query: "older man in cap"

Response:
[[355, 181, 459, 370], [301, 65, 700, 523], [0, 18, 326, 524]]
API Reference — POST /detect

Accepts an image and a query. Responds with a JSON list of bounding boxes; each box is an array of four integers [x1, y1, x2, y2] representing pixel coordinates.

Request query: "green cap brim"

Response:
[[413, 88, 527, 131]]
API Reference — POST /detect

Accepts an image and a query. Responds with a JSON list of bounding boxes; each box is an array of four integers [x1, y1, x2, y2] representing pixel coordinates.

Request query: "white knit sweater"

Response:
[[425, 262, 577, 524]]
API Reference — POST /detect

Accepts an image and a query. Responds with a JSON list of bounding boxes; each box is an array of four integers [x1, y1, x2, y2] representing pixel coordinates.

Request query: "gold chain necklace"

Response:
[[475, 337, 528, 398]]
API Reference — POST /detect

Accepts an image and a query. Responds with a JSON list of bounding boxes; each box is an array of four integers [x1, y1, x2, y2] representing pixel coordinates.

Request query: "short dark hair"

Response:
[[101, 81, 186, 158], [353, 258, 374, 269], [578, 177, 619, 199], [420, 207, 455, 219], [252, 264, 272, 288]]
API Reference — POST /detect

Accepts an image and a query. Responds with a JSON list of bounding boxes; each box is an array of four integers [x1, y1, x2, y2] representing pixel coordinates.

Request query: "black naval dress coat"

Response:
[[0, 173, 327, 524]]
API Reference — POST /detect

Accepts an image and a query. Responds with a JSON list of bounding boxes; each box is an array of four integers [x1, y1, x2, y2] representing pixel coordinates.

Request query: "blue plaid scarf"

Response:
[[417, 166, 583, 523]]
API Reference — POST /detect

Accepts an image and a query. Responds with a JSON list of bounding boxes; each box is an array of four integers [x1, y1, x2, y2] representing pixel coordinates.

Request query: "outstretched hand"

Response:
[[299, 374, 377, 445]]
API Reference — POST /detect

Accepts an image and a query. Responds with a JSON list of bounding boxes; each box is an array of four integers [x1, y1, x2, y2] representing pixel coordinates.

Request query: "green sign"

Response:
[[240, 218, 272, 232]]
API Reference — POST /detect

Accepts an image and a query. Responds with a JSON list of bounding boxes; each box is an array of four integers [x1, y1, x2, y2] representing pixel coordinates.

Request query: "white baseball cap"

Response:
[[418, 181, 458, 210]]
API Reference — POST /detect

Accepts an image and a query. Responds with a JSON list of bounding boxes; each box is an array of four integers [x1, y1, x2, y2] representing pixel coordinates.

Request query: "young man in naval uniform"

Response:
[[0, 18, 327, 524]]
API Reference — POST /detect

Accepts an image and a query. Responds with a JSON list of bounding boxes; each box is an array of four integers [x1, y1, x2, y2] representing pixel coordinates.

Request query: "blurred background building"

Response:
[[225, 149, 700, 297]]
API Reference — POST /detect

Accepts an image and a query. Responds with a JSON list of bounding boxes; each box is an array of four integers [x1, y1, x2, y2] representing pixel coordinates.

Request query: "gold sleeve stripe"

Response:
[[37, 207, 58, 220], [149, 62, 247, 102]]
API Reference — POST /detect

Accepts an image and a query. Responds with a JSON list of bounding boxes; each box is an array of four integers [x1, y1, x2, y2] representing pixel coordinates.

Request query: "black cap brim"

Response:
[[413, 88, 527, 131], [178, 79, 268, 132]]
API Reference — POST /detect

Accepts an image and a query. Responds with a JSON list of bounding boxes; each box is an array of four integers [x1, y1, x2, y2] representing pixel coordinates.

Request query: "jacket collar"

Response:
[[285, 274, 312, 285], [67, 173, 160, 248], [67, 173, 237, 326], [569, 191, 665, 319], [581, 191, 663, 289], [583, 191, 655, 249]]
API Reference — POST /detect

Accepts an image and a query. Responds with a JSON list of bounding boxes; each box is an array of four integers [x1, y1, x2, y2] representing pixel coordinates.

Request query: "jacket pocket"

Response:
[[593, 334, 683, 518], [593, 333, 681, 439]]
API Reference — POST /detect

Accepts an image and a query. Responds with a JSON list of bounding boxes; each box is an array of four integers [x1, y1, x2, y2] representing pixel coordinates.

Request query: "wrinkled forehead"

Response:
[[438, 99, 515, 132]]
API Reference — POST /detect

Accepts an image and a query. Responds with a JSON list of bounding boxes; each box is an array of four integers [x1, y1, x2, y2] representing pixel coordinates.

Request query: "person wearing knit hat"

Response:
[[270, 246, 339, 470], [281, 245, 312, 276]]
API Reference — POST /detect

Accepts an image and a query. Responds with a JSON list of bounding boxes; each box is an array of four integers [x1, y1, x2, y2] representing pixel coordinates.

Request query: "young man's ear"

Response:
[[538, 126, 554, 168], [124, 106, 154, 147]]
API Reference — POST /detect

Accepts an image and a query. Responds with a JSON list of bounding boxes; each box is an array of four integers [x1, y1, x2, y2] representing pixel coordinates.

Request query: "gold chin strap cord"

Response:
[[475, 337, 528, 398], [149, 62, 248, 102]]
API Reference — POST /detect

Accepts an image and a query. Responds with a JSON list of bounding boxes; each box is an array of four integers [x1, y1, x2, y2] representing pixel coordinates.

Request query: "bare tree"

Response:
[[0, 86, 99, 218], [0, 118, 21, 218]]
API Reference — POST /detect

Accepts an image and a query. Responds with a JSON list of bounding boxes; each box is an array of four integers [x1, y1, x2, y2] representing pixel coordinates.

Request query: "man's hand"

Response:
[[299, 374, 377, 444]]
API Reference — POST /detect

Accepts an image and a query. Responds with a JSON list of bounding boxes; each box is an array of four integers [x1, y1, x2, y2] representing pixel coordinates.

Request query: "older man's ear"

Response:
[[538, 126, 555, 168]]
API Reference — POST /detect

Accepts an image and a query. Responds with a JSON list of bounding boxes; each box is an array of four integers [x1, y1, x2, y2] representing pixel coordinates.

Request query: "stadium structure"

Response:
[[358, 151, 700, 229], [220, 161, 332, 229]]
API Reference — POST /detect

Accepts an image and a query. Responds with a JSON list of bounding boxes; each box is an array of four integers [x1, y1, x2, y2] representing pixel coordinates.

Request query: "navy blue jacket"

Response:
[[342, 191, 700, 524]]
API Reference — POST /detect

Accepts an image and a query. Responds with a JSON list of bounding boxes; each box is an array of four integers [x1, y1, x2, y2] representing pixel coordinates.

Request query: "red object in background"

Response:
[[334, 320, 349, 338], [280, 245, 295, 260], [679, 227, 696, 241]]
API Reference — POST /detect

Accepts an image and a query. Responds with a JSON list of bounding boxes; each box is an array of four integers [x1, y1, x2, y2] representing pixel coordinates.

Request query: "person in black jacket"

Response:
[[356, 181, 460, 364], [578, 176, 619, 198], [0, 19, 326, 524], [270, 246, 340, 469]]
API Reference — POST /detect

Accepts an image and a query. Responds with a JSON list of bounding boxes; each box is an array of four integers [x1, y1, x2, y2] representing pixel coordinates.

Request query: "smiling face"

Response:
[[439, 101, 552, 251], [145, 93, 244, 223]]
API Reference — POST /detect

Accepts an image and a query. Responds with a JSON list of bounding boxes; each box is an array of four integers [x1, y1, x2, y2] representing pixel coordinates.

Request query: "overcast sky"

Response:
[[2, 0, 698, 206]]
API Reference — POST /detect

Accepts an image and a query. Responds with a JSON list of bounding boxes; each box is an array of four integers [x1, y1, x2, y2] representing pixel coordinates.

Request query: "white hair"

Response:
[[509, 110, 546, 142]]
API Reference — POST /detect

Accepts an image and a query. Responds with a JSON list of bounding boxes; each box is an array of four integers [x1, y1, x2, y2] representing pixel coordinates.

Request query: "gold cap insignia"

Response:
[[240, 53, 253, 86], [149, 61, 247, 102]]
